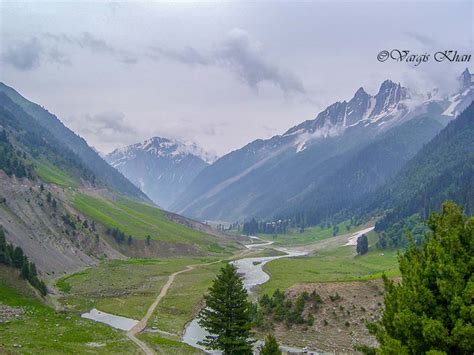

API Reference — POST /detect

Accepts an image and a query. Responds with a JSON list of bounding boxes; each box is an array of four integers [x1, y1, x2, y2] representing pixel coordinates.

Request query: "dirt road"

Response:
[[126, 258, 228, 354]]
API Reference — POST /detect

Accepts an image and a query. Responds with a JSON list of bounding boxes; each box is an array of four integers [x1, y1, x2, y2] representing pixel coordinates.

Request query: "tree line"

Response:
[[106, 227, 134, 245], [242, 218, 290, 236], [0, 226, 47, 296]]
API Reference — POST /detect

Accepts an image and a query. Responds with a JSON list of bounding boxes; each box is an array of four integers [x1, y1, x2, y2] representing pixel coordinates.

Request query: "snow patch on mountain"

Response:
[[105, 137, 214, 208], [285, 69, 473, 154], [111, 137, 218, 164]]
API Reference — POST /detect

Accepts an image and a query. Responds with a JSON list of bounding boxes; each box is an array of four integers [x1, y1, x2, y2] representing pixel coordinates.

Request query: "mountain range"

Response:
[[106, 137, 216, 208], [0, 83, 233, 276], [169, 69, 473, 223]]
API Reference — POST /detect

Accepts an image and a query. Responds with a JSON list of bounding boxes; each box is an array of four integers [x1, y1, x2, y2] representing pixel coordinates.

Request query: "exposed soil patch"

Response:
[[0, 173, 125, 278], [258, 280, 385, 353]]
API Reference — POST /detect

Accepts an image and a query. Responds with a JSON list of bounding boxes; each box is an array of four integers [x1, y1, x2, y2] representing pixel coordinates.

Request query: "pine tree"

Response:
[[198, 263, 254, 354], [260, 334, 281, 355], [366, 202, 474, 354], [29, 262, 37, 276], [12, 246, 24, 268], [0, 226, 6, 263], [356, 234, 368, 255], [20, 262, 30, 279]]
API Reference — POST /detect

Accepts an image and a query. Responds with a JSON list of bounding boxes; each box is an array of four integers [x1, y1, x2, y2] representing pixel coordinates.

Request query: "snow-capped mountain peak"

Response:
[[442, 68, 474, 117], [105, 136, 215, 208], [284, 79, 409, 141], [110, 137, 217, 165]]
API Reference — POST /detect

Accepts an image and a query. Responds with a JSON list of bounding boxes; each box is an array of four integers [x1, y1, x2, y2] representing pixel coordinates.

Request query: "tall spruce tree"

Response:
[[260, 334, 281, 355], [366, 202, 474, 354], [198, 263, 254, 354], [356, 234, 369, 255]]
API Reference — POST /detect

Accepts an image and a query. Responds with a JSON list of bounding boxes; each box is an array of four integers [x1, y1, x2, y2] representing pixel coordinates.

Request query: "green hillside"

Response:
[[73, 193, 233, 253], [370, 102, 474, 247], [0, 265, 136, 354]]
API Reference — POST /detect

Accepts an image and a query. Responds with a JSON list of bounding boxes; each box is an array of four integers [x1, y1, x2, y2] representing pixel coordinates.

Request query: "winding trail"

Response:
[[126, 226, 373, 354], [126, 254, 248, 354]]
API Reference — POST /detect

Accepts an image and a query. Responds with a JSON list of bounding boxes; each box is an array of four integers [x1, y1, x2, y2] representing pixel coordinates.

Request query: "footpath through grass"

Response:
[[150, 260, 227, 334], [56, 257, 222, 321], [73, 193, 233, 254], [0, 265, 135, 354], [259, 231, 400, 295]]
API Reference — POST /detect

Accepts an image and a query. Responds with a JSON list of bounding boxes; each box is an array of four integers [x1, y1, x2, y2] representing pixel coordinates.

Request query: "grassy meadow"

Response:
[[248, 220, 364, 246], [36, 161, 77, 187], [150, 260, 226, 334], [258, 231, 400, 295], [56, 257, 222, 320], [0, 265, 137, 354]]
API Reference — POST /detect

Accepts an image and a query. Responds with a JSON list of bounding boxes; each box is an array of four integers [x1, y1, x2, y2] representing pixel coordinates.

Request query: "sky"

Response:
[[0, 0, 472, 156]]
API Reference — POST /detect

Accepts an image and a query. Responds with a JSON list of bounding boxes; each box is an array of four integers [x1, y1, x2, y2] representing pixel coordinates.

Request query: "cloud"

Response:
[[44, 32, 137, 64], [148, 28, 306, 94], [1, 38, 43, 70], [1, 37, 72, 70], [215, 28, 305, 94], [47, 47, 71, 66], [69, 110, 138, 149], [149, 46, 210, 66]]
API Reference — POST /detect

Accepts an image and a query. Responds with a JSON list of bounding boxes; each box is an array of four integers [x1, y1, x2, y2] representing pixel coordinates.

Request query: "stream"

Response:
[[182, 237, 321, 354], [80, 230, 369, 353]]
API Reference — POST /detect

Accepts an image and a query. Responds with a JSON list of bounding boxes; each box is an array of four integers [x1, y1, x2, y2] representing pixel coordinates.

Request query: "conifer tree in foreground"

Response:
[[198, 263, 254, 354], [364, 202, 474, 354], [260, 334, 281, 355]]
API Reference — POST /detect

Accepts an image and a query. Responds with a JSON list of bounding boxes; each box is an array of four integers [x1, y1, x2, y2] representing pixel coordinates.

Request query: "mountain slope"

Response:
[[276, 115, 444, 223], [106, 137, 213, 208], [0, 82, 149, 201], [368, 102, 474, 246], [172, 72, 471, 222], [0, 86, 236, 277]]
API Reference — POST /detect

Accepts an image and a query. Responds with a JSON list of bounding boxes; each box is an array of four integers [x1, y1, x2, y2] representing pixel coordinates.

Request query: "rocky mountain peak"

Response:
[[353, 87, 368, 98], [370, 80, 408, 118]]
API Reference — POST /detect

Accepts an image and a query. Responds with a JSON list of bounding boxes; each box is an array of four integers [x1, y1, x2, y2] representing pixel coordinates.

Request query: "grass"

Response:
[[56, 257, 222, 321], [256, 220, 363, 246], [150, 260, 226, 334], [259, 231, 400, 295], [73, 193, 232, 253], [0, 265, 136, 354], [36, 161, 77, 187], [138, 333, 203, 354]]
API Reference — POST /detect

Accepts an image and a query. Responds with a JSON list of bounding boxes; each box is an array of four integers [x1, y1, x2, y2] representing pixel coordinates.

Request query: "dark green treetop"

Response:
[[198, 263, 254, 354]]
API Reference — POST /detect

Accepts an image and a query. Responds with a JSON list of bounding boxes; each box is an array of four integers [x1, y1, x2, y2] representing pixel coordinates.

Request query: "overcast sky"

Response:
[[1, 1, 472, 156]]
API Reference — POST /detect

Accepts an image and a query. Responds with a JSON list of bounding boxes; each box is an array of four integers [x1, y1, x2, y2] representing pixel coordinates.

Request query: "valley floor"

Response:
[[0, 225, 399, 354]]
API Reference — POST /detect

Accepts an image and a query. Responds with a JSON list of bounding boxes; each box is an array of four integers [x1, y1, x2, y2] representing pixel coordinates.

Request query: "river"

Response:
[[182, 237, 321, 354]]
